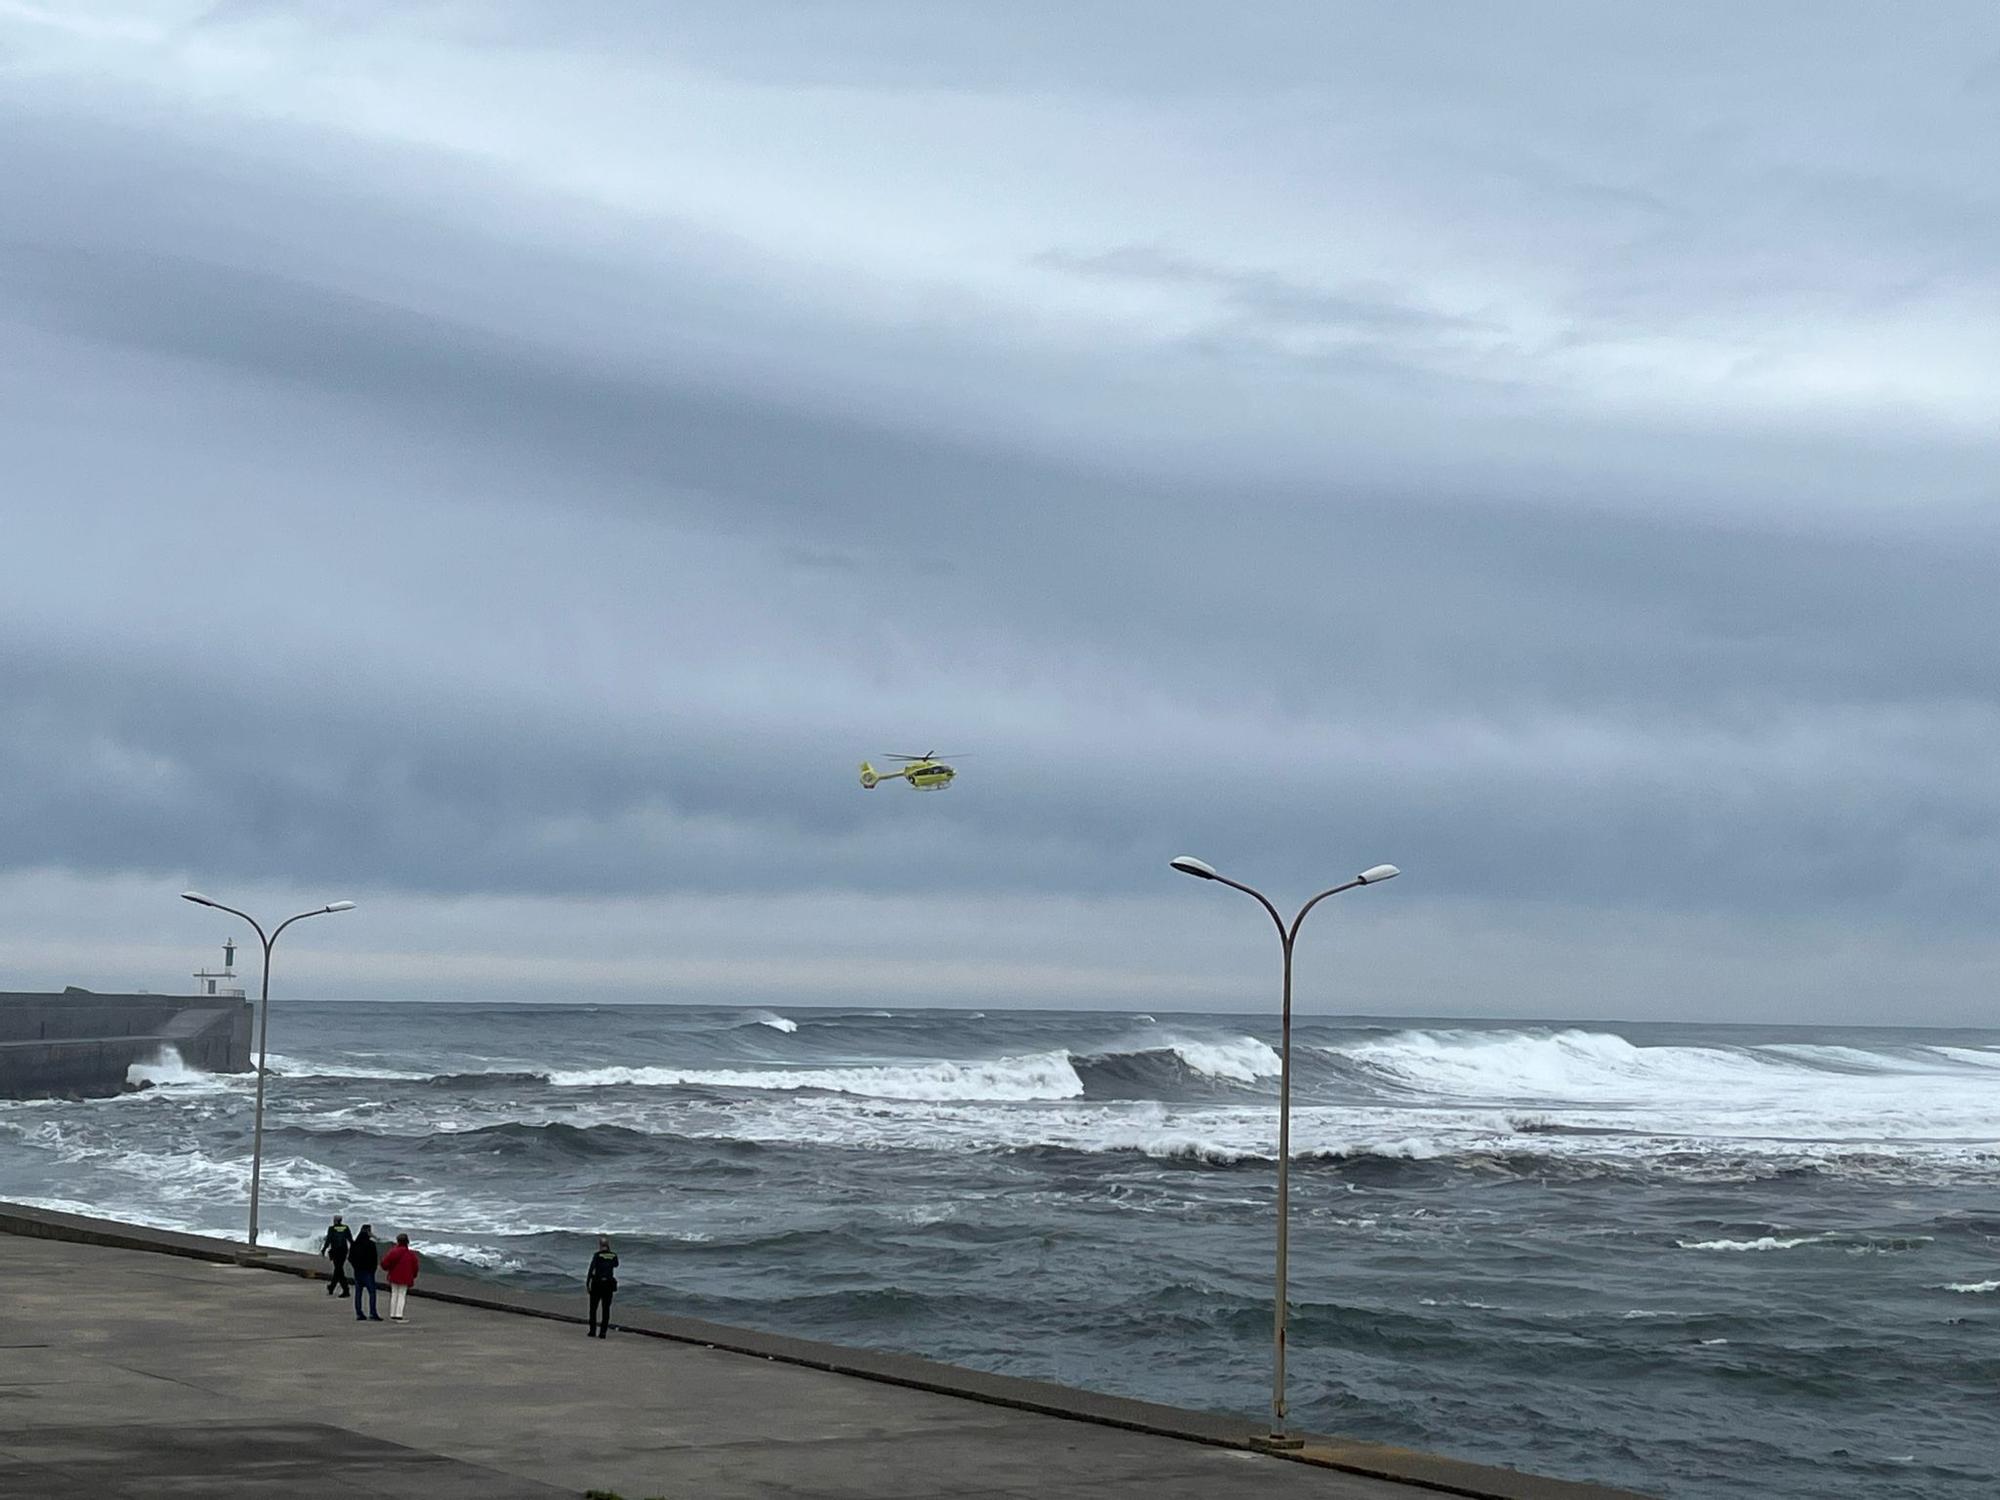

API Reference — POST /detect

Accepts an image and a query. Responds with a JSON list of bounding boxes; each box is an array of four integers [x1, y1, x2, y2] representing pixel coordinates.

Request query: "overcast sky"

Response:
[[4, 2, 1998, 1022]]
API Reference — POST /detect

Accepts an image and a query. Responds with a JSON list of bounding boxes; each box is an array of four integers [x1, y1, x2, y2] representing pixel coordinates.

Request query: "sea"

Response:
[[1, 1003, 1995, 1500]]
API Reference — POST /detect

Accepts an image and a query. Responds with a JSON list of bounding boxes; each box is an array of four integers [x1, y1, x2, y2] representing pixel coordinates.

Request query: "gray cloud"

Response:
[[2, 2, 1997, 1018]]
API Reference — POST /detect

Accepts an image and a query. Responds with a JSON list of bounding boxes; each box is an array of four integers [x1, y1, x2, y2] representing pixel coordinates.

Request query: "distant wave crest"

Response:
[[547, 1051, 1086, 1102]]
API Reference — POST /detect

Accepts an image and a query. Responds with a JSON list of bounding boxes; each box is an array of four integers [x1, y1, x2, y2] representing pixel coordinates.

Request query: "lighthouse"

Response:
[[192, 939, 246, 999]]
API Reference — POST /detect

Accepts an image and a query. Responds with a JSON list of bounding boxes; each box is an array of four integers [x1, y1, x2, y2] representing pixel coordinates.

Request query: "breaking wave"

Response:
[[124, 1047, 226, 1091], [1320, 1028, 2000, 1105], [543, 1035, 1283, 1103], [264, 1054, 436, 1081], [1071, 1036, 1279, 1099], [546, 1051, 1086, 1101], [1675, 1232, 1933, 1254]]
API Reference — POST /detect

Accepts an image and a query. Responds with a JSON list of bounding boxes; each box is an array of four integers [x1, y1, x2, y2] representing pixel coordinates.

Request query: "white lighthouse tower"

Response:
[[192, 939, 247, 999]]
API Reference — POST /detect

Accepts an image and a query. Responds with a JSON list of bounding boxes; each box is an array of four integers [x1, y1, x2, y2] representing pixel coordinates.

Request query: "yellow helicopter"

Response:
[[859, 752, 961, 791]]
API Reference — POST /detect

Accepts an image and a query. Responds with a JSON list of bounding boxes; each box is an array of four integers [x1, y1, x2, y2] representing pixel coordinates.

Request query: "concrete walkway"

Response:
[[0, 1213, 1650, 1500]]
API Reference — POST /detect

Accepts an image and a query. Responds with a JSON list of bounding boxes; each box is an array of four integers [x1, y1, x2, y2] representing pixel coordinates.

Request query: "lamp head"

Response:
[[1356, 864, 1401, 885], [1169, 856, 1219, 881], [324, 901, 357, 913], [180, 891, 217, 908]]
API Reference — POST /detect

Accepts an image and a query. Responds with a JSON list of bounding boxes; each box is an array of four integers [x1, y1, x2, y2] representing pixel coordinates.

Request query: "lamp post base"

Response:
[[1251, 1432, 1306, 1452]]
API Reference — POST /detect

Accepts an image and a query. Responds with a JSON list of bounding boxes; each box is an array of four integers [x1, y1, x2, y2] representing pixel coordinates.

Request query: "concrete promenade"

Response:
[[0, 1205, 1652, 1500]]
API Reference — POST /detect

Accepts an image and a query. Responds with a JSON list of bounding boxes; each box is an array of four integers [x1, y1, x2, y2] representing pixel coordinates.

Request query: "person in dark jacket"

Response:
[[350, 1224, 382, 1322], [585, 1236, 618, 1338], [320, 1215, 353, 1296]]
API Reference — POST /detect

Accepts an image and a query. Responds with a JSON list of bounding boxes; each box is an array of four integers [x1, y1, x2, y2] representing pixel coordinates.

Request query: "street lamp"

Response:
[[1169, 854, 1399, 1447], [181, 891, 355, 1249]]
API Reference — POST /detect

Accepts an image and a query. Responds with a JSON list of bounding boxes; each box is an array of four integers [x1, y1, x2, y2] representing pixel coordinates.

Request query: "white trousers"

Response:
[[388, 1284, 410, 1319]]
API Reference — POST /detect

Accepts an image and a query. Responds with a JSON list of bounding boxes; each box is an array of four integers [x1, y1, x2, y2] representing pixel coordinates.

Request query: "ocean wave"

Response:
[[125, 1047, 235, 1092], [264, 1059, 552, 1090], [1166, 1036, 1281, 1082], [536, 1034, 1283, 1104], [269, 1118, 768, 1165], [1071, 1036, 1278, 1099], [423, 1240, 528, 1273], [226, 1026, 2000, 1149], [1313, 1028, 2000, 1140], [421, 1070, 552, 1091], [264, 1054, 437, 1081], [1328, 1029, 1783, 1102], [546, 1051, 1086, 1102], [229, 1084, 2000, 1186], [1931, 1046, 2000, 1069], [31, 1123, 358, 1206], [1676, 1235, 1826, 1252], [1003, 1138, 1585, 1182], [1937, 1279, 2000, 1294]]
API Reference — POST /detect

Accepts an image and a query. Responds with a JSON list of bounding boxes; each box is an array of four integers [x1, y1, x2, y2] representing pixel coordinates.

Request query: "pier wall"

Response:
[[0, 990, 253, 1098]]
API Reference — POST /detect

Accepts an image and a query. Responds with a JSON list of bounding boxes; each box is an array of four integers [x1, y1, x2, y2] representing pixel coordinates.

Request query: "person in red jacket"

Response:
[[380, 1233, 421, 1322]]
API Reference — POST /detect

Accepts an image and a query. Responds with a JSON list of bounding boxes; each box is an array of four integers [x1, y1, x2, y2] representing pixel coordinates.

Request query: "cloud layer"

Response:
[[4, 2, 1998, 1019]]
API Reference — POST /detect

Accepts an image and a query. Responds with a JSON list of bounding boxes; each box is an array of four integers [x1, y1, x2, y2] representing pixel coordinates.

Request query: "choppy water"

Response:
[[2, 1002, 1996, 1499]]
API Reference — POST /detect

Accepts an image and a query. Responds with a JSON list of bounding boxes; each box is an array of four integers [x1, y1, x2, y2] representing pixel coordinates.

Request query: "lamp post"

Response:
[[1169, 854, 1399, 1448], [181, 891, 355, 1249]]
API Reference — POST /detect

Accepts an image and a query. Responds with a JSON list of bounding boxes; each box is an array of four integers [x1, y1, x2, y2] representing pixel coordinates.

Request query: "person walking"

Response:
[[320, 1215, 353, 1296], [380, 1233, 421, 1322], [350, 1223, 382, 1322], [585, 1236, 619, 1338]]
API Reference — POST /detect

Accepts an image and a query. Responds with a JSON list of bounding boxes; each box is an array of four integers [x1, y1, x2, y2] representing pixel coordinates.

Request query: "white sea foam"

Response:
[[546, 1050, 1085, 1102], [125, 1047, 231, 1092], [742, 1011, 798, 1034], [1938, 1279, 2000, 1294], [31, 1121, 359, 1207], [1318, 1027, 2000, 1150], [264, 1054, 435, 1081], [1163, 1036, 1281, 1082], [1931, 1046, 2000, 1069], [226, 1072, 1999, 1182], [1333, 1029, 1779, 1103], [425, 1240, 528, 1273], [1675, 1235, 1826, 1252]]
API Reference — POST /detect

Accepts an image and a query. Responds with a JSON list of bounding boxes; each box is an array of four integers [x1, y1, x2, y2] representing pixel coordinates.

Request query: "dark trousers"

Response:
[[354, 1271, 379, 1319], [327, 1257, 350, 1294], [588, 1286, 613, 1336]]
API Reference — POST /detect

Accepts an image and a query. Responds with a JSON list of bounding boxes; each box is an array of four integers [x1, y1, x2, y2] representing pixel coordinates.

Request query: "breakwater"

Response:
[[0, 989, 252, 1098]]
